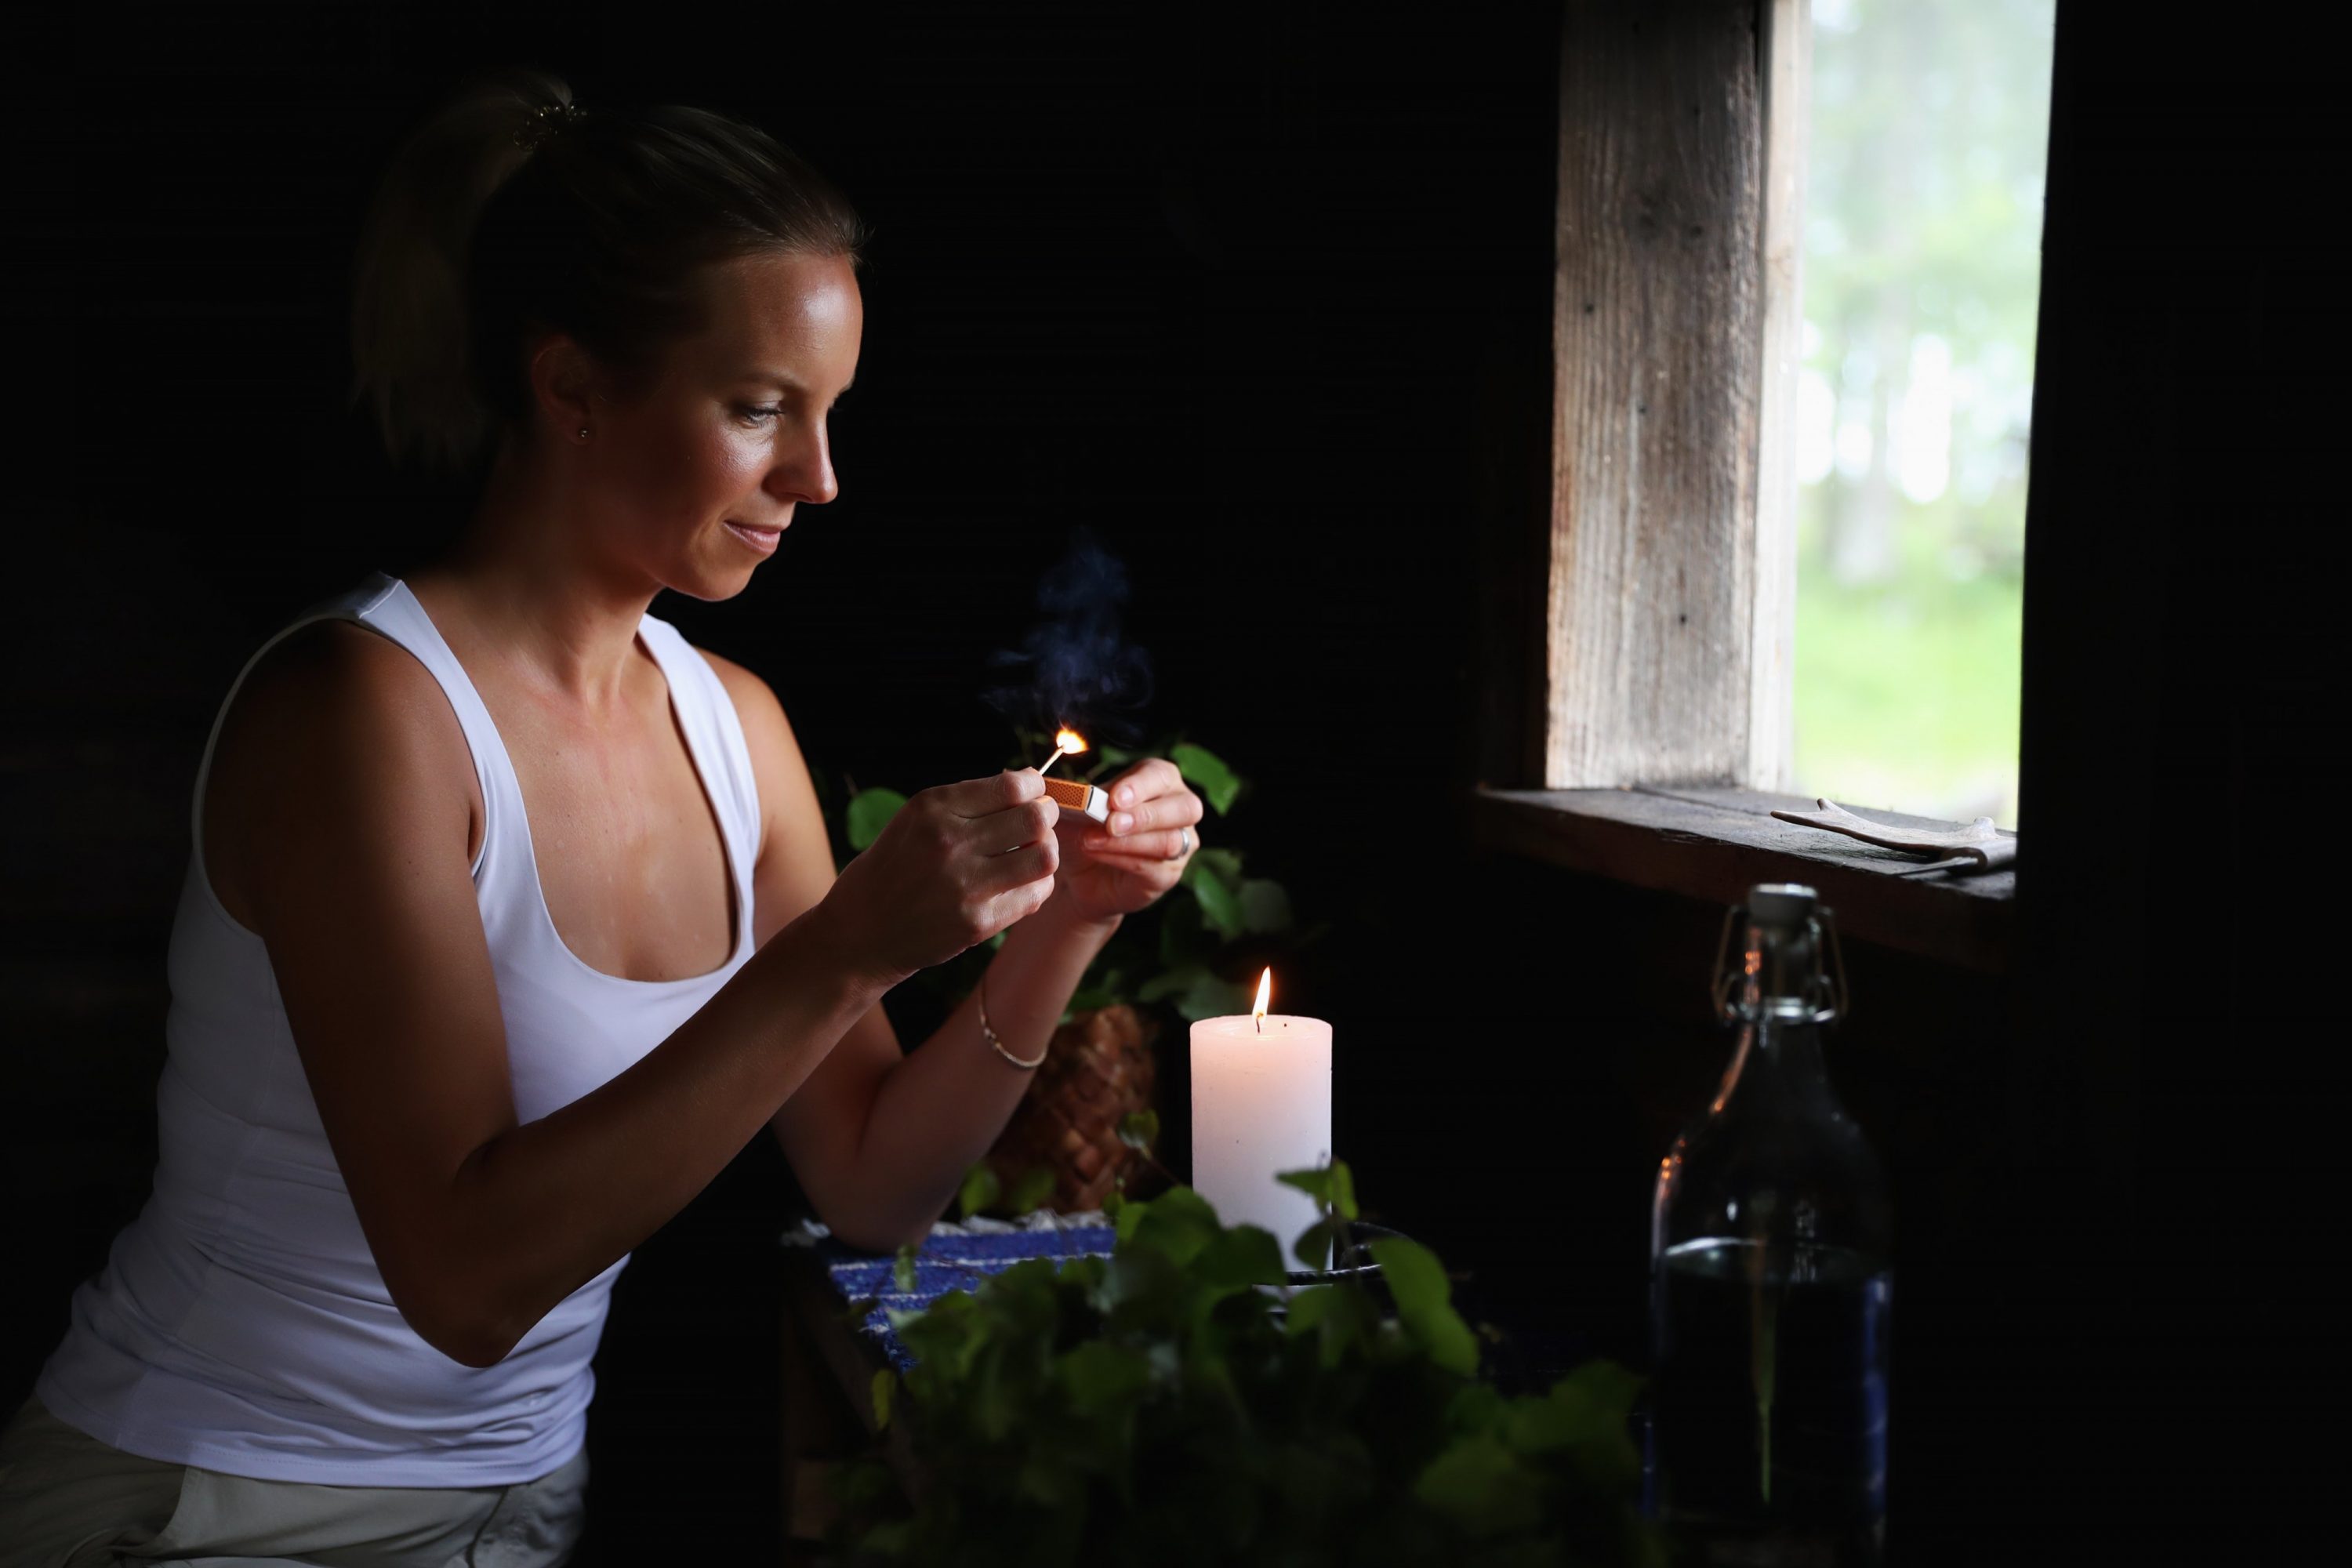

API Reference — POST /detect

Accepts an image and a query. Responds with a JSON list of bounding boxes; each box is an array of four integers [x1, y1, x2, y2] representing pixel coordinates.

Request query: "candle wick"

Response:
[[1255, 1014, 1264, 1035]]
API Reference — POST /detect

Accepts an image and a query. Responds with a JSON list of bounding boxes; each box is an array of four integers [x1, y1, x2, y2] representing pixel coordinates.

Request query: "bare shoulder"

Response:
[[691, 645, 829, 895], [697, 647, 786, 732], [694, 646, 810, 779], [241, 619, 458, 721], [207, 619, 481, 927]]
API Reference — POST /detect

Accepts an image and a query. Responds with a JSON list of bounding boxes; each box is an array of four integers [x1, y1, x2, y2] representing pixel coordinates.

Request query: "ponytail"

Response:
[[348, 70, 866, 474], [350, 69, 572, 473]]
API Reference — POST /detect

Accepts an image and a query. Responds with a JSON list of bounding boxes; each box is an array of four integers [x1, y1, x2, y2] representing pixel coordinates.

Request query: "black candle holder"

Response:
[[1274, 1220, 1410, 1319]]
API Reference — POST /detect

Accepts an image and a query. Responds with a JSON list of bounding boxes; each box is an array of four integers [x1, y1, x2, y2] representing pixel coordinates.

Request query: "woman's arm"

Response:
[[779, 898, 1122, 1252], [706, 655, 1196, 1252], [234, 626, 1055, 1367]]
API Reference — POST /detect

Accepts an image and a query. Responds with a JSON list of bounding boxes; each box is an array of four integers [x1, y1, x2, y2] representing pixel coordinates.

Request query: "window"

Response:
[[1533, 0, 2048, 818], [1790, 0, 2054, 828], [1479, 0, 2028, 969]]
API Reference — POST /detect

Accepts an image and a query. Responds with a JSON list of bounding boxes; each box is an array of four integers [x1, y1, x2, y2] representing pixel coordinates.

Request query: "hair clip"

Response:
[[514, 100, 585, 153]]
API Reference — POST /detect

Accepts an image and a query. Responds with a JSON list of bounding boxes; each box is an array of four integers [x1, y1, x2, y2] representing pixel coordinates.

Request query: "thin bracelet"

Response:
[[976, 971, 1047, 1070]]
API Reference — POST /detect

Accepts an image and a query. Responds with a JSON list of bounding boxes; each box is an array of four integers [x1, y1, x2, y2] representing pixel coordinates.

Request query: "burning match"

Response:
[[1034, 728, 1112, 822], [1036, 728, 1085, 779]]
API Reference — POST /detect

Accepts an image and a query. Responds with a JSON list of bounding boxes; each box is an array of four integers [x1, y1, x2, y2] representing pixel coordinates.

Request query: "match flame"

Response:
[[1036, 728, 1090, 780], [1254, 968, 1272, 1022]]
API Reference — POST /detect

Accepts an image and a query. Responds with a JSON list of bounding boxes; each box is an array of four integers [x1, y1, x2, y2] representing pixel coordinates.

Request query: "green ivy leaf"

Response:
[[1192, 1223, 1288, 1291], [1538, 1360, 1649, 1490], [1283, 1281, 1377, 1368], [1117, 1109, 1160, 1153], [1292, 1218, 1336, 1272], [1095, 1243, 1189, 1330], [1283, 1283, 1342, 1335], [846, 788, 909, 851], [870, 1367, 895, 1431], [1191, 846, 1247, 890], [892, 1245, 918, 1294], [1275, 1160, 1357, 1221], [1368, 1236, 1479, 1377], [1172, 742, 1243, 815], [1238, 878, 1295, 934], [1330, 1160, 1358, 1222], [1501, 1393, 1584, 1455], [1137, 964, 1205, 1004], [1187, 861, 1247, 939], [956, 1163, 1001, 1221], [1128, 1184, 1222, 1266], [1276, 1166, 1332, 1205], [1005, 1165, 1057, 1217], [1446, 1381, 1510, 1433], [1176, 972, 1252, 1022], [1054, 1339, 1153, 1415], [1412, 1433, 1546, 1539], [1550, 1359, 1646, 1426]]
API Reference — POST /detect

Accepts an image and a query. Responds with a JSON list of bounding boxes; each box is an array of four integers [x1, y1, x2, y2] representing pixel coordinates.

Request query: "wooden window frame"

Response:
[[1472, 0, 2016, 970]]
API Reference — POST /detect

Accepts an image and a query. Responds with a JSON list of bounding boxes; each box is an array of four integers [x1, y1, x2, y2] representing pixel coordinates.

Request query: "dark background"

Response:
[[2, 2, 2338, 1563]]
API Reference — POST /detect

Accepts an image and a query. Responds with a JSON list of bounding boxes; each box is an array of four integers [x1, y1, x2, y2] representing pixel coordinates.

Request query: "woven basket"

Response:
[[982, 1002, 1167, 1213]]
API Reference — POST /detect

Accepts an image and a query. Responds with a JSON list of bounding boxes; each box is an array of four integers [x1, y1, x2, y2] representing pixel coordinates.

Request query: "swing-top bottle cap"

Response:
[[1746, 883, 1818, 929]]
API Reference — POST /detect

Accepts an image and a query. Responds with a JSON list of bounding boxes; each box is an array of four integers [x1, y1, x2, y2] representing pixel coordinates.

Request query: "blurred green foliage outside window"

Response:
[[1792, 0, 2055, 828]]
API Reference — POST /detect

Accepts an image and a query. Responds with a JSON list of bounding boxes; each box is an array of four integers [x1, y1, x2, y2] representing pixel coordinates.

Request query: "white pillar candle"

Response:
[[1191, 975, 1334, 1266]]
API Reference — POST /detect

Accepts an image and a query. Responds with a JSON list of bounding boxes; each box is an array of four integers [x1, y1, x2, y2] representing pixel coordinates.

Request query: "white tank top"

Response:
[[34, 571, 761, 1486]]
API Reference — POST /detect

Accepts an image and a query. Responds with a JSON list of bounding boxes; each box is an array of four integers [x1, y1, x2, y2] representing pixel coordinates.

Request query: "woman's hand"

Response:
[[818, 770, 1061, 989], [1053, 758, 1205, 925]]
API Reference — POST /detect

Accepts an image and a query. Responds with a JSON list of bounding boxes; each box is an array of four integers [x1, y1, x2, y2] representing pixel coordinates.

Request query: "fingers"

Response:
[[973, 792, 1059, 855], [1082, 826, 1190, 861], [1103, 758, 1183, 814], [934, 768, 1045, 818], [1099, 761, 1203, 839], [1069, 848, 1188, 898], [970, 840, 1058, 937], [979, 837, 1058, 891]]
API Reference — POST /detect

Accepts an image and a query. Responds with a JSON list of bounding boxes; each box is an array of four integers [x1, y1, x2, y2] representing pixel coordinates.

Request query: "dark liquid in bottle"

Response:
[[1650, 1239, 1890, 1567]]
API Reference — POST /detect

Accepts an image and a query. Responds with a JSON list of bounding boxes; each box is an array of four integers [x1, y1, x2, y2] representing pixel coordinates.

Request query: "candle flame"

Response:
[[1253, 968, 1272, 1022]]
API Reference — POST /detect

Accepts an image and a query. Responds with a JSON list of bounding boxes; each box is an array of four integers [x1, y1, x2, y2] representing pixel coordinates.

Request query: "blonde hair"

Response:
[[349, 68, 866, 473]]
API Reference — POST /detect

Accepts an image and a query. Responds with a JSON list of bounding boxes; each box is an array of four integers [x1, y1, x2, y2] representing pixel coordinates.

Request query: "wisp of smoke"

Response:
[[982, 530, 1155, 746]]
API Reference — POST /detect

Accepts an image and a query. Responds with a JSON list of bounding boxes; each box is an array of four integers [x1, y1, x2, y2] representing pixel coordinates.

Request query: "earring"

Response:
[[577, 426, 590, 441]]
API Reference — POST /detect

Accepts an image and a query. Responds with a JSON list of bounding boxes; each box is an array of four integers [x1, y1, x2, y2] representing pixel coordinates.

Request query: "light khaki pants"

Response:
[[0, 1396, 586, 1567]]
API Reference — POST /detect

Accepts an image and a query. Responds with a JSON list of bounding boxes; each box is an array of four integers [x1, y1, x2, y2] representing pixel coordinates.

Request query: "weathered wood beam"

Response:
[[1547, 0, 1798, 788]]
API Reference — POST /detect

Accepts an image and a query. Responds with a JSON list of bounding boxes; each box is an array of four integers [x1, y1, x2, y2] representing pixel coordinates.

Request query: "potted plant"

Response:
[[828, 1145, 1661, 1568]]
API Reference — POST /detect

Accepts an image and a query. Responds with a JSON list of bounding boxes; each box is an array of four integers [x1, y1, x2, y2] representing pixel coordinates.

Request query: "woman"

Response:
[[0, 70, 1202, 1566]]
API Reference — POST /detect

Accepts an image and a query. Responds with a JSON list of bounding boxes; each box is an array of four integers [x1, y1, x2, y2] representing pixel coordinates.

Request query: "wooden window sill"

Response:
[[1471, 786, 2016, 974]]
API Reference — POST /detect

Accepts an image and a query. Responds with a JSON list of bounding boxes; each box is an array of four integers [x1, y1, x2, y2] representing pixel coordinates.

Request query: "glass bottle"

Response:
[[1649, 883, 1893, 1566]]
